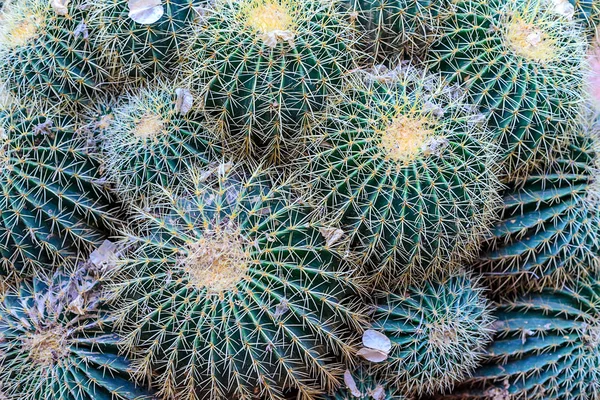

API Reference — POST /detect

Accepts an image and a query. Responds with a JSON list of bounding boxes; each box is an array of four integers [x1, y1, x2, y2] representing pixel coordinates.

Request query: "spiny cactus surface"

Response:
[[91, 0, 199, 81], [0, 105, 118, 276], [429, 0, 587, 175], [478, 128, 600, 291], [369, 273, 494, 396], [345, 0, 446, 60], [304, 67, 499, 286], [328, 366, 405, 399], [184, 0, 357, 163], [100, 81, 222, 201], [0, 0, 108, 109], [111, 166, 366, 400], [0, 268, 151, 400], [453, 274, 600, 400]]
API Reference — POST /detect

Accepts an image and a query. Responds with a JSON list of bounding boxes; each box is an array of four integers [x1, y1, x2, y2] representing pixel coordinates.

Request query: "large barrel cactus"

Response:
[[100, 81, 222, 201], [0, 0, 108, 109], [478, 128, 600, 291], [369, 273, 494, 396], [91, 0, 199, 81], [446, 274, 600, 400], [429, 0, 588, 175], [304, 67, 499, 286], [0, 268, 151, 399], [184, 0, 357, 163], [0, 105, 117, 276], [110, 166, 366, 399]]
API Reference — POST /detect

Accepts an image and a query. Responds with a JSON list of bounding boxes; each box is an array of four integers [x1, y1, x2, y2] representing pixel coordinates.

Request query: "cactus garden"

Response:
[[0, 0, 598, 399]]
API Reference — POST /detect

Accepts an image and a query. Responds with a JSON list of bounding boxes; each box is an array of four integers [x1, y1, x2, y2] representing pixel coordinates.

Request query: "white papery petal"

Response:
[[50, 0, 70, 16], [356, 347, 388, 363], [370, 385, 386, 400], [319, 227, 345, 247], [362, 329, 392, 354], [343, 370, 362, 397], [128, 0, 164, 24], [175, 88, 193, 115]]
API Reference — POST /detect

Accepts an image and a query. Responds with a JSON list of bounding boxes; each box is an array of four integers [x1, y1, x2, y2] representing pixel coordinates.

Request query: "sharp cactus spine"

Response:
[[100, 80, 222, 201], [304, 66, 500, 286], [0, 104, 118, 276], [478, 127, 600, 291], [328, 366, 405, 399], [429, 0, 588, 175], [111, 166, 366, 399], [0, 0, 108, 109], [184, 0, 358, 163], [0, 268, 152, 399]]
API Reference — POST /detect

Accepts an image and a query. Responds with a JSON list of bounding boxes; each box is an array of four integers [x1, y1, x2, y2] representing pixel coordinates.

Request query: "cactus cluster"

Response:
[[0, 0, 598, 398]]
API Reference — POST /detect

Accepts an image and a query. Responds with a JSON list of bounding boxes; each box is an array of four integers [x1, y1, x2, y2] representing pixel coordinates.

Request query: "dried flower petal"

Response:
[[50, 0, 70, 16], [370, 385, 386, 400], [356, 347, 388, 363], [343, 370, 362, 397], [260, 30, 295, 48], [319, 227, 345, 247], [128, 0, 164, 24], [175, 88, 193, 115], [362, 329, 392, 354]]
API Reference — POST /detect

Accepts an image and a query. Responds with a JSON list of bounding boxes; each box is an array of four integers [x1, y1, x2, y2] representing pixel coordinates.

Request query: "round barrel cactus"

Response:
[[184, 0, 357, 163], [0, 105, 118, 276], [0, 269, 151, 399], [345, 0, 446, 60], [478, 128, 600, 291], [429, 0, 587, 175], [91, 0, 200, 81], [100, 80, 222, 201], [304, 66, 499, 286], [451, 275, 600, 400], [368, 273, 494, 396], [0, 0, 108, 109], [110, 166, 366, 399]]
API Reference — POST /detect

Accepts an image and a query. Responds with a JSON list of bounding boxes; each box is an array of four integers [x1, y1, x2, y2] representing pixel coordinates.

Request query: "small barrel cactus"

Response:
[[91, 0, 200, 81], [100, 80, 222, 201], [111, 165, 366, 399], [366, 273, 494, 397], [184, 0, 358, 163], [304, 66, 499, 287], [0, 0, 108, 109], [478, 127, 600, 291], [0, 105, 118, 276], [0, 268, 151, 399], [451, 274, 600, 400], [429, 0, 588, 175], [345, 0, 446, 60]]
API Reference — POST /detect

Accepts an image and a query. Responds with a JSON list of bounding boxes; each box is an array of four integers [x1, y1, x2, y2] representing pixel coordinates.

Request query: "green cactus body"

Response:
[[455, 275, 600, 400], [328, 366, 405, 399], [478, 129, 600, 291], [370, 274, 494, 396], [100, 81, 222, 201], [346, 0, 446, 60], [304, 68, 499, 286], [0, 0, 107, 109], [571, 0, 600, 28], [429, 0, 587, 175], [184, 0, 357, 163], [91, 0, 199, 81], [0, 106, 117, 276], [0, 270, 152, 399], [111, 166, 366, 399]]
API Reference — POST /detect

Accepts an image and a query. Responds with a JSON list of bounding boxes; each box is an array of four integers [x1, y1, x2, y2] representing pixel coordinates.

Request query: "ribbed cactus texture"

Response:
[[0, 269, 151, 399], [478, 128, 600, 291], [305, 67, 499, 286], [429, 0, 588, 175], [571, 0, 600, 28], [370, 273, 494, 396], [345, 0, 445, 60], [111, 166, 365, 399], [452, 275, 600, 400], [91, 0, 199, 81], [0, 0, 107, 109], [0, 105, 117, 276], [100, 81, 222, 201], [184, 0, 357, 163], [328, 366, 405, 399]]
